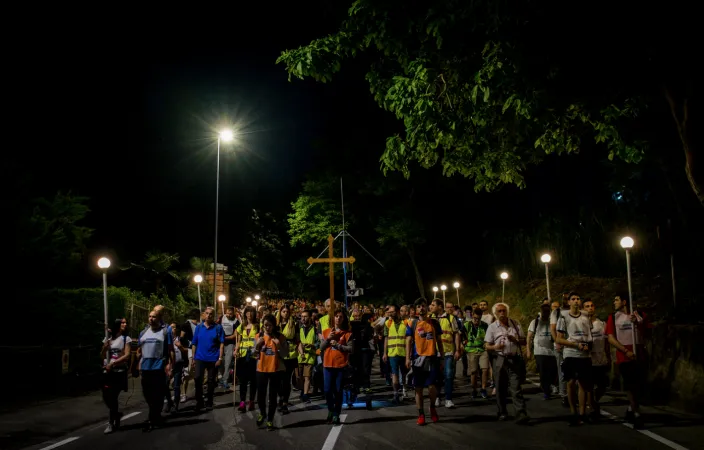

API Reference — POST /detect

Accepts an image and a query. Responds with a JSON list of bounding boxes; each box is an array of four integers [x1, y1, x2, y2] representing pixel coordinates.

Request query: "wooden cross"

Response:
[[307, 234, 355, 314]]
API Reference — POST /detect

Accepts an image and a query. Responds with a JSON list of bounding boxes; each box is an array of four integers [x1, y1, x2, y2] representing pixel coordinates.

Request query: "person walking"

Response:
[[321, 309, 354, 426], [101, 318, 131, 434], [527, 302, 557, 400], [138, 310, 174, 431], [235, 306, 259, 412], [191, 307, 224, 412], [277, 303, 299, 414], [254, 314, 289, 431]]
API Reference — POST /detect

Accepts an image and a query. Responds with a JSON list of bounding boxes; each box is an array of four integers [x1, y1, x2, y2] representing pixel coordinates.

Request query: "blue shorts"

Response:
[[388, 356, 406, 377], [412, 358, 439, 388]]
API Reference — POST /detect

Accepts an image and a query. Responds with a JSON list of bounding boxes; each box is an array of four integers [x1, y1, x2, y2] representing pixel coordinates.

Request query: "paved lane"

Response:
[[24, 372, 700, 450]]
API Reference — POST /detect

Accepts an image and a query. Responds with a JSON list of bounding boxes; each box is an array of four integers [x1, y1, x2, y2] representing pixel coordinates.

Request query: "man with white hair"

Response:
[[484, 302, 529, 424]]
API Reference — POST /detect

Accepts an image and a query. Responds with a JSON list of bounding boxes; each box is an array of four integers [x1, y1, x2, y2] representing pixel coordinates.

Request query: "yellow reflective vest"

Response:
[[436, 314, 457, 355], [280, 320, 298, 360], [386, 319, 406, 357], [298, 325, 317, 365], [236, 324, 258, 358]]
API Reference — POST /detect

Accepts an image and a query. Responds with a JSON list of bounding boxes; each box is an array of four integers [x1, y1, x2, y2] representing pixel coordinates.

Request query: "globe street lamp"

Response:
[[218, 294, 227, 315], [252, 300, 258, 307], [440, 284, 447, 302], [453, 282, 460, 307], [620, 236, 637, 355], [194, 274, 203, 312], [246, 297, 252, 303], [432, 286, 439, 299], [541, 254, 552, 301], [500, 272, 509, 302], [97, 257, 111, 339], [213, 129, 235, 309]]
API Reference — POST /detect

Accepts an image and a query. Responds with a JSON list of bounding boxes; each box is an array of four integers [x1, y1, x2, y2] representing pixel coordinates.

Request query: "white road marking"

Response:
[[321, 414, 347, 450], [121, 411, 141, 421], [599, 410, 689, 450], [37, 437, 80, 450]]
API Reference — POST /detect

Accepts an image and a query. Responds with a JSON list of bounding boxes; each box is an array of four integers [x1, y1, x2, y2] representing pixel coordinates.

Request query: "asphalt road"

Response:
[[22, 373, 701, 450]]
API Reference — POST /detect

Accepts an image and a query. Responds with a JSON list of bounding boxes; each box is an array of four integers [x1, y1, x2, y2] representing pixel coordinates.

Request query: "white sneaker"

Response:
[[434, 398, 441, 407], [180, 394, 187, 403], [104, 423, 114, 434], [402, 387, 407, 399], [551, 385, 559, 395], [445, 400, 455, 409]]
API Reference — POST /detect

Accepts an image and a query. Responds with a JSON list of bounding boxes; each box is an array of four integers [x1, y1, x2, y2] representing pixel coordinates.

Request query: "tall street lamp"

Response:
[[541, 254, 552, 301], [500, 272, 509, 302], [252, 300, 258, 308], [620, 236, 637, 355], [432, 286, 439, 299], [97, 257, 111, 339], [453, 282, 460, 307], [218, 294, 227, 316], [213, 129, 235, 309], [440, 285, 447, 302], [246, 297, 252, 304], [194, 274, 203, 312]]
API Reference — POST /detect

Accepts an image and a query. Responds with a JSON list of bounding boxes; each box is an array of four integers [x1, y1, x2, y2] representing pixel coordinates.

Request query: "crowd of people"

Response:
[[98, 292, 648, 434]]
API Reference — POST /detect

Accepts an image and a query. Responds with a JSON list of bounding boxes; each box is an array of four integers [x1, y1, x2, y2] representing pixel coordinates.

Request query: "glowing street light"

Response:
[[218, 294, 227, 315], [194, 274, 203, 311], [440, 284, 447, 302], [500, 272, 509, 302], [254, 294, 261, 300], [246, 297, 252, 303], [213, 128, 235, 309], [432, 286, 439, 298], [252, 300, 258, 307], [452, 282, 460, 307], [541, 253, 552, 301], [97, 257, 111, 339], [620, 236, 637, 355]]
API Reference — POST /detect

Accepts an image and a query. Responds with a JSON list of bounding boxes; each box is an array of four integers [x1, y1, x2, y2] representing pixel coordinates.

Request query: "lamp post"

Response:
[[194, 274, 203, 312], [432, 286, 439, 299], [246, 297, 252, 304], [218, 294, 226, 315], [97, 257, 111, 339], [500, 272, 509, 302], [252, 300, 258, 307], [453, 282, 460, 307], [440, 285, 447, 302], [213, 129, 234, 309], [620, 236, 637, 356], [541, 254, 552, 301]]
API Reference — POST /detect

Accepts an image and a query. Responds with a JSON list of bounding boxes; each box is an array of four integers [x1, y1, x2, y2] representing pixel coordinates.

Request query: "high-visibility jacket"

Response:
[[464, 321, 488, 354], [320, 314, 331, 332], [280, 321, 298, 360], [436, 314, 457, 355], [386, 319, 406, 357], [236, 324, 258, 358], [298, 326, 317, 365]]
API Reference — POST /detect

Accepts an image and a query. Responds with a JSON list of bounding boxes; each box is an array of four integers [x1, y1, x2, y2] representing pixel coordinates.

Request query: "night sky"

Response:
[[11, 4, 701, 298]]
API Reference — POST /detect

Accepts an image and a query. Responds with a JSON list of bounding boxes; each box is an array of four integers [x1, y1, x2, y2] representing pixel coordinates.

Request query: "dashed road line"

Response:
[[33, 411, 142, 450], [37, 437, 80, 450]]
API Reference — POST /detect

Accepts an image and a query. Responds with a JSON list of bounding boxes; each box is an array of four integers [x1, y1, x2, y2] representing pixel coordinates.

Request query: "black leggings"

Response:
[[237, 357, 257, 403], [101, 371, 125, 423], [257, 371, 281, 421], [141, 370, 166, 424], [280, 359, 297, 404], [535, 355, 558, 397]]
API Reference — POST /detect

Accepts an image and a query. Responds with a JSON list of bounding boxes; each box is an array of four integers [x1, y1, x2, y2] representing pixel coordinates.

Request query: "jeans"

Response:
[[141, 369, 166, 424], [257, 371, 281, 422], [535, 355, 557, 397], [172, 362, 184, 405], [324, 367, 344, 416], [556, 350, 566, 397], [461, 353, 469, 377], [220, 343, 235, 384], [493, 355, 527, 416], [280, 358, 297, 404], [237, 357, 258, 403], [195, 360, 217, 407], [442, 356, 456, 400]]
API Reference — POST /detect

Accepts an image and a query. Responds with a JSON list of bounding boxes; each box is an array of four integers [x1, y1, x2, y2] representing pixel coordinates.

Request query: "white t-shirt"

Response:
[[528, 317, 554, 356], [103, 335, 132, 367], [550, 308, 569, 351], [485, 319, 524, 357], [221, 316, 238, 338], [590, 319, 608, 366], [610, 311, 643, 346], [481, 313, 494, 325], [557, 312, 592, 359]]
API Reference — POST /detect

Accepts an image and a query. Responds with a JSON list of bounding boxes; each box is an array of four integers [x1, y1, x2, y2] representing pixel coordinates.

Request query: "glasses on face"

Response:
[[496, 309, 507, 313]]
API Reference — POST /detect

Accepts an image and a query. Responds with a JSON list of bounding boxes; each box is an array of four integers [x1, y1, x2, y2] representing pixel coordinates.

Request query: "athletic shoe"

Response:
[[256, 414, 265, 426], [430, 408, 439, 423], [480, 389, 488, 399], [280, 404, 289, 415], [180, 394, 187, 403], [417, 414, 426, 426], [248, 401, 256, 411], [332, 415, 341, 426], [104, 423, 113, 434], [237, 401, 246, 412], [434, 398, 441, 407], [445, 400, 455, 409], [326, 412, 334, 424], [267, 421, 275, 431]]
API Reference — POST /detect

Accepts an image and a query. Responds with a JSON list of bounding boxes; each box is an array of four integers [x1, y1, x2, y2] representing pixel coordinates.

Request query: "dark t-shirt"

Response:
[[181, 320, 198, 348]]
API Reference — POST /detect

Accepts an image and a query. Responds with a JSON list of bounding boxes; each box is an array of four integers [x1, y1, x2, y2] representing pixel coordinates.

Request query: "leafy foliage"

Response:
[[278, 0, 646, 192], [288, 174, 348, 246], [123, 250, 183, 295]]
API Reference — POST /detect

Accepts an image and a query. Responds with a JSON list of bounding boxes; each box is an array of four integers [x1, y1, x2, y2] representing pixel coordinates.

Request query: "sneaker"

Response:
[[256, 414, 265, 426], [470, 390, 478, 400], [326, 412, 334, 424], [480, 389, 488, 399], [300, 393, 309, 403], [237, 401, 246, 412], [163, 403, 171, 413], [180, 394, 187, 403], [332, 415, 341, 426], [543, 393, 550, 400], [402, 387, 407, 399], [430, 408, 439, 423], [104, 423, 114, 434], [498, 414, 507, 421], [281, 404, 289, 415], [222, 382, 231, 390], [551, 385, 559, 395], [445, 400, 455, 409], [417, 414, 426, 426], [267, 421, 275, 431], [248, 401, 256, 411], [434, 398, 441, 407], [515, 411, 530, 425]]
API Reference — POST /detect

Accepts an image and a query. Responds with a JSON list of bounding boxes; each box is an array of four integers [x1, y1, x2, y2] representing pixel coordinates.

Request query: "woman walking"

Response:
[[235, 306, 259, 412], [255, 314, 289, 430], [101, 318, 131, 434], [321, 309, 354, 426], [277, 303, 299, 414]]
